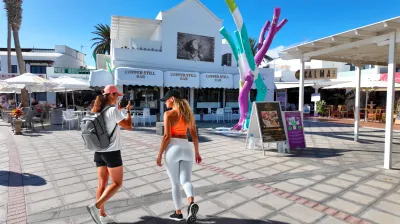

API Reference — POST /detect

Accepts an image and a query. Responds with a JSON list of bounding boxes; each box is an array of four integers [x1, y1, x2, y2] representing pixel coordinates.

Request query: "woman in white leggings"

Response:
[[156, 90, 202, 224]]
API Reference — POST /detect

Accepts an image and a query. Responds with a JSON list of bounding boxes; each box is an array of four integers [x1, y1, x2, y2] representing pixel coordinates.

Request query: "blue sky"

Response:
[[1, 0, 399, 67]]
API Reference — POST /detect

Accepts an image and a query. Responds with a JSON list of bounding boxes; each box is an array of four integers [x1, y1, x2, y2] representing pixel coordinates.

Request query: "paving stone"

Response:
[[123, 178, 147, 189], [55, 176, 81, 187], [134, 167, 159, 176], [364, 180, 394, 190], [267, 214, 301, 224], [233, 201, 272, 219], [310, 175, 327, 181], [375, 174, 400, 183], [354, 185, 384, 197], [316, 216, 348, 224], [361, 208, 400, 223], [148, 200, 176, 216], [212, 161, 234, 169], [385, 193, 400, 203], [240, 162, 264, 170], [257, 193, 293, 210], [109, 190, 130, 201], [192, 179, 213, 188], [0, 205, 5, 223], [297, 189, 330, 201], [281, 203, 325, 223], [312, 183, 343, 194], [270, 164, 293, 172], [26, 197, 63, 215], [287, 178, 316, 186], [374, 200, 400, 215], [216, 211, 243, 219], [197, 200, 226, 216], [26, 189, 59, 203], [62, 190, 93, 205], [225, 166, 249, 174], [341, 191, 375, 205], [114, 207, 151, 223], [58, 183, 89, 196], [324, 178, 354, 188], [227, 158, 247, 165], [32, 217, 71, 224], [194, 169, 219, 178], [326, 198, 363, 214], [271, 182, 303, 193], [337, 173, 361, 182], [347, 170, 370, 177], [140, 173, 168, 183], [130, 184, 159, 197], [215, 192, 246, 208], [234, 186, 267, 199]]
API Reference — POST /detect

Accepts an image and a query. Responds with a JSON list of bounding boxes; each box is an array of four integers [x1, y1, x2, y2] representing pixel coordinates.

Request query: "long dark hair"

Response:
[[91, 93, 111, 113]]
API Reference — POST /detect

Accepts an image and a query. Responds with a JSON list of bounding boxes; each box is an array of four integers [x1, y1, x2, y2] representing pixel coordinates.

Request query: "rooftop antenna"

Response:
[[80, 45, 84, 52]]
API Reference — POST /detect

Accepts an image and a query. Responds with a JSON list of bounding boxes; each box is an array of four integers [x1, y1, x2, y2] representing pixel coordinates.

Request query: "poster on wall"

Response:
[[283, 111, 306, 150], [276, 90, 287, 110], [177, 32, 215, 62]]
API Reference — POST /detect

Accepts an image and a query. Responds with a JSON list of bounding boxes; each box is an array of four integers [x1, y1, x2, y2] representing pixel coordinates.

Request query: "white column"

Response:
[[354, 64, 362, 142], [384, 31, 397, 170], [313, 87, 319, 117], [190, 88, 195, 108], [299, 56, 305, 113], [160, 87, 164, 121]]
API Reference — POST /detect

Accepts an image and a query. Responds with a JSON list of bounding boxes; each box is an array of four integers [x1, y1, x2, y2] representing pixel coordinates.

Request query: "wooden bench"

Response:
[[155, 122, 198, 142]]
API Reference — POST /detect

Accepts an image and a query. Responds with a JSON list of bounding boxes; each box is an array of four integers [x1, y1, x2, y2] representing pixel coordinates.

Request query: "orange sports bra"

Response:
[[171, 115, 188, 135]]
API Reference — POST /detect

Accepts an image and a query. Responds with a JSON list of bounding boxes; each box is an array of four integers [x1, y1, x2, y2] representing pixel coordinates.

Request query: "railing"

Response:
[[53, 67, 94, 74], [120, 46, 162, 52]]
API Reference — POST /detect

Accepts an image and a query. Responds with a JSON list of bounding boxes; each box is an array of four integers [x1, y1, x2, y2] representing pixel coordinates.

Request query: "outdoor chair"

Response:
[[214, 108, 224, 123], [137, 108, 151, 126], [22, 110, 35, 131], [224, 107, 233, 122], [62, 111, 79, 130], [328, 105, 340, 118], [32, 111, 45, 129]]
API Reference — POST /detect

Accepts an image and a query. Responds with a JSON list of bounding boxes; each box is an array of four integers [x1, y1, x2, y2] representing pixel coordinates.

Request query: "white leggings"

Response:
[[164, 138, 194, 210]]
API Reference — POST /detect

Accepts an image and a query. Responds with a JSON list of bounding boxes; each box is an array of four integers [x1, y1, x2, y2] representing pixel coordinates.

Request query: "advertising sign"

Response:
[[284, 111, 306, 150]]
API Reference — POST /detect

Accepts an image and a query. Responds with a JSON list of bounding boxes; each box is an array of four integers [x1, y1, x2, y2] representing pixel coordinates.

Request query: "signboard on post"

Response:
[[295, 68, 337, 80], [276, 90, 287, 111], [246, 101, 287, 155], [311, 93, 321, 102], [283, 111, 306, 150]]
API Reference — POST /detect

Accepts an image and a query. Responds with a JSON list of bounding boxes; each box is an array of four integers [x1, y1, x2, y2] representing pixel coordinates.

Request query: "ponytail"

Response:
[[91, 94, 110, 113], [173, 98, 195, 126]]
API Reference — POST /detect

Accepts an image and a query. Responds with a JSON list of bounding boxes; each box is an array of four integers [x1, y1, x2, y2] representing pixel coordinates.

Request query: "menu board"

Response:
[[284, 111, 306, 150], [254, 102, 286, 143]]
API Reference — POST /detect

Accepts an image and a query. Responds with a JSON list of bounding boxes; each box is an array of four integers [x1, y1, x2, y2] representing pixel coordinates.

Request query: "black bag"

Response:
[[81, 106, 117, 151]]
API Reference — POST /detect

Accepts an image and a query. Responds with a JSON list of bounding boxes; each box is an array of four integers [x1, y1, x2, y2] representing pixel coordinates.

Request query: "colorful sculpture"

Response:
[[221, 0, 287, 131]]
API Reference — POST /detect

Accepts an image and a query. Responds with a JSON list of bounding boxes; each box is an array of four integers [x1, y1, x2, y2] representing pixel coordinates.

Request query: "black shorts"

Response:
[[94, 150, 123, 168]]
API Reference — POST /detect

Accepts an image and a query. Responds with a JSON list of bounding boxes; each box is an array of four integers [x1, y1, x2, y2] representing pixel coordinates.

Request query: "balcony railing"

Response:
[[54, 67, 94, 74]]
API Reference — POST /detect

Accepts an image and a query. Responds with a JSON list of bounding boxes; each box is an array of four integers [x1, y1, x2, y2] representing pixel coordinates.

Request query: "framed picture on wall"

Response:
[[177, 32, 215, 62]]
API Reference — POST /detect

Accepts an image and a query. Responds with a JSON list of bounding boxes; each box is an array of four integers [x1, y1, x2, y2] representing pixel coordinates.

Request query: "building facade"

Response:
[[92, 0, 274, 121]]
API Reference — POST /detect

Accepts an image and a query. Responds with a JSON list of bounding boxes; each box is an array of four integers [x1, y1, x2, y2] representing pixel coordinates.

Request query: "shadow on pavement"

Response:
[[0, 171, 47, 187], [117, 216, 290, 224]]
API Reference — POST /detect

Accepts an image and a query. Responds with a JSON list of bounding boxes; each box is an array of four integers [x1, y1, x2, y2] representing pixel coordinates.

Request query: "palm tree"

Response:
[[4, 0, 28, 106], [91, 24, 111, 55], [7, 23, 11, 73]]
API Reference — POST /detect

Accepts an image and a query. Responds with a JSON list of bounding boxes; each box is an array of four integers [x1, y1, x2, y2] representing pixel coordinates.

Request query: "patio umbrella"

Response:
[[5, 73, 57, 107], [49, 76, 91, 109]]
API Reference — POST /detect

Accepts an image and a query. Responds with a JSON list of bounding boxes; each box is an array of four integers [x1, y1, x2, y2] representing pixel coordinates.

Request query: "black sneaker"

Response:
[[169, 212, 184, 221], [187, 203, 199, 224]]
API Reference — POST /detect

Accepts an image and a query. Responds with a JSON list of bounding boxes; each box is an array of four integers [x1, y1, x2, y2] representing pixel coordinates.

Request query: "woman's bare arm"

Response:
[[189, 120, 199, 153]]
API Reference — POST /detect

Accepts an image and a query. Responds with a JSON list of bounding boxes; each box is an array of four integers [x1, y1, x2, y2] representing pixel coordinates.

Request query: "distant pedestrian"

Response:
[[157, 89, 202, 223], [86, 85, 132, 224]]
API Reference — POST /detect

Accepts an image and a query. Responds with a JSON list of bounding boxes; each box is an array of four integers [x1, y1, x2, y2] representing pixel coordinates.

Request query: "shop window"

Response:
[[226, 89, 238, 102], [124, 86, 160, 109], [33, 93, 47, 102], [31, 66, 46, 74], [195, 89, 221, 102], [11, 65, 17, 73]]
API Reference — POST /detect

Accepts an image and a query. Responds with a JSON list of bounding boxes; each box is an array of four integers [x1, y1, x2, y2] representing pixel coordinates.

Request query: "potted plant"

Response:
[[11, 108, 24, 135], [316, 100, 327, 117]]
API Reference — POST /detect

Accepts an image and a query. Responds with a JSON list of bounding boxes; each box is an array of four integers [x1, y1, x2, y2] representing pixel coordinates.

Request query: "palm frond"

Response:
[[91, 23, 111, 55]]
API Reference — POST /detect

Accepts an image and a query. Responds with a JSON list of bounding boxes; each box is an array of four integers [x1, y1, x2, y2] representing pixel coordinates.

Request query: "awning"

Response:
[[275, 82, 314, 89], [115, 67, 163, 87], [200, 73, 233, 89], [164, 71, 200, 88], [89, 69, 114, 87]]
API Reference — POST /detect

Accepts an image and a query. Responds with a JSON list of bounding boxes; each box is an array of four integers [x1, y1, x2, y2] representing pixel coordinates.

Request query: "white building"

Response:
[[0, 45, 87, 104], [92, 0, 275, 120]]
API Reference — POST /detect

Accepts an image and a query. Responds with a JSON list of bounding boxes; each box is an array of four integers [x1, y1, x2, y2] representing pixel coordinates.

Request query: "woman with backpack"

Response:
[[86, 85, 132, 224], [156, 89, 202, 224]]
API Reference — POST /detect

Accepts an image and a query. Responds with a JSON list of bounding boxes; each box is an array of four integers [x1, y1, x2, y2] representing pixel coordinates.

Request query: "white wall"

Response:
[[113, 0, 224, 72], [53, 54, 85, 68], [150, 25, 162, 41], [259, 68, 275, 101]]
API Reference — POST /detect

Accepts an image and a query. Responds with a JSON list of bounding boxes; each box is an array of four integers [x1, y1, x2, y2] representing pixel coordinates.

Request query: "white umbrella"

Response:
[[5, 73, 57, 107], [49, 76, 91, 108], [323, 80, 400, 91]]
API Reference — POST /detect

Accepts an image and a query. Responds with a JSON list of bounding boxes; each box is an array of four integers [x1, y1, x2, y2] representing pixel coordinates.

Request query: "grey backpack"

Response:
[[81, 106, 117, 151]]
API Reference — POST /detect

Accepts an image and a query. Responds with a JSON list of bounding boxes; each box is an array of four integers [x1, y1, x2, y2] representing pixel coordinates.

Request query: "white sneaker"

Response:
[[87, 203, 101, 224], [100, 214, 115, 224]]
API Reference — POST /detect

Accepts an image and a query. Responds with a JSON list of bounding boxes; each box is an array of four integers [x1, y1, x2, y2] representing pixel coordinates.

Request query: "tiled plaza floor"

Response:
[[1, 120, 400, 223]]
